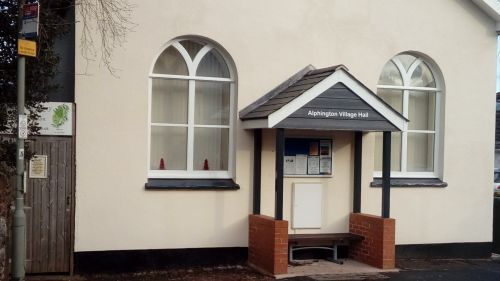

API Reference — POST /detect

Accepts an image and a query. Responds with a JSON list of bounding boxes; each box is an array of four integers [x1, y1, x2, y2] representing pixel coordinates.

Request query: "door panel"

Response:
[[25, 137, 73, 273]]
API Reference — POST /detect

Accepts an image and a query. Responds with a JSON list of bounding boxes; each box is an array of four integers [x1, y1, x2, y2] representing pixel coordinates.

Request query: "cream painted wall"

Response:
[[75, 0, 497, 251], [260, 130, 354, 235]]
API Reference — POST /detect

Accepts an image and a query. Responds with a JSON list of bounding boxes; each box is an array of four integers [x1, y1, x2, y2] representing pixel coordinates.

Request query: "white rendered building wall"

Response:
[[74, 0, 496, 251]]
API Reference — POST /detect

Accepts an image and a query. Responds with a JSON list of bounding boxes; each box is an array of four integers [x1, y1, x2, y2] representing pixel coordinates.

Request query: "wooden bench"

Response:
[[288, 233, 364, 264]]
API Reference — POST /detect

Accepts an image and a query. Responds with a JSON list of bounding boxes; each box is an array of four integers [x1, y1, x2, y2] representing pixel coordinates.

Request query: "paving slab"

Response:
[[278, 259, 397, 279]]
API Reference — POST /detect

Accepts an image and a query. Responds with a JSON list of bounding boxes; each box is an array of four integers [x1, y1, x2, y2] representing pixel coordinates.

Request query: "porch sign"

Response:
[[306, 110, 370, 120], [38, 102, 73, 136]]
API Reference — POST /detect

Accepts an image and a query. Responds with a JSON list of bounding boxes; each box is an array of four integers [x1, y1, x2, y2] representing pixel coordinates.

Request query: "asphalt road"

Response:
[[384, 259, 500, 281]]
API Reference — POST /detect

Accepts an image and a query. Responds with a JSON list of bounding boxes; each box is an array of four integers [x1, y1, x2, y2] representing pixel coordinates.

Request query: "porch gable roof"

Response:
[[239, 65, 407, 132]]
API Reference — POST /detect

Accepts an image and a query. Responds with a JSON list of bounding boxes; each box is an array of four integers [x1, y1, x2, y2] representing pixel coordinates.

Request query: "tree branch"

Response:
[[76, 0, 135, 75]]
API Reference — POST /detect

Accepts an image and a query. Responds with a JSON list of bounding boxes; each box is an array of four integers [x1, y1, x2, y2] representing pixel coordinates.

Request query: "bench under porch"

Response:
[[288, 233, 364, 264]]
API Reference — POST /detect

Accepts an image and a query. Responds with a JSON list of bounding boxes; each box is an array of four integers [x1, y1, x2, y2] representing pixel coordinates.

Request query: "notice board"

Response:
[[284, 138, 333, 176]]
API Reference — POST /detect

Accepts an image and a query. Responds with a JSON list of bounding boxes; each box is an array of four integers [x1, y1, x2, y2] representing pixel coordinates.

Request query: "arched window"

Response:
[[374, 53, 443, 177], [148, 38, 236, 179]]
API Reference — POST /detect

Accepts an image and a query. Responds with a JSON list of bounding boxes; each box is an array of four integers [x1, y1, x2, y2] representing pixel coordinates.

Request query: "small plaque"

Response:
[[18, 148, 24, 160], [18, 115, 28, 139], [29, 155, 48, 179], [18, 39, 37, 57]]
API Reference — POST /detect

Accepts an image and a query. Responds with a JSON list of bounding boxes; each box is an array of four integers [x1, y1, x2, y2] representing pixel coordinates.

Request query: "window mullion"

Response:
[[151, 123, 188, 127], [194, 125, 231, 129], [401, 132, 408, 172], [407, 59, 423, 78], [187, 80, 195, 171], [406, 129, 436, 134], [433, 91, 441, 177], [150, 73, 233, 83], [376, 85, 440, 92], [401, 89, 409, 173], [228, 82, 235, 176], [148, 78, 153, 172]]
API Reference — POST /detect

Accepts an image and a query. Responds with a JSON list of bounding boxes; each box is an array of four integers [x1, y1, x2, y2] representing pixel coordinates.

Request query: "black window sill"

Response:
[[370, 178, 447, 188], [145, 179, 240, 190]]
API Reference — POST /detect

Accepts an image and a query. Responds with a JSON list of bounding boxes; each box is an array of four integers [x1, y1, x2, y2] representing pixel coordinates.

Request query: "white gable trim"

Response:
[[472, 0, 500, 32], [240, 118, 269, 129], [267, 69, 406, 131]]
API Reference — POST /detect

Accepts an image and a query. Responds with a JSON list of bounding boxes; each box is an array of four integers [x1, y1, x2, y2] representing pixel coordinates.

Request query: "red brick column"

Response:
[[248, 215, 288, 275], [349, 213, 395, 269]]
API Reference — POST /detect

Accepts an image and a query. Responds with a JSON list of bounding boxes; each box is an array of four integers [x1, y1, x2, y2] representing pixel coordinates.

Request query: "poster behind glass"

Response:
[[284, 138, 333, 176]]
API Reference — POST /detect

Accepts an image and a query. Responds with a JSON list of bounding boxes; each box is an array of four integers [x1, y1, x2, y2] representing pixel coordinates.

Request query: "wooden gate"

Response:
[[24, 136, 74, 273]]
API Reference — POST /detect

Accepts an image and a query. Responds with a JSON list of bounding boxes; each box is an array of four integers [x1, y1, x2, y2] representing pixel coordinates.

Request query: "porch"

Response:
[[240, 65, 405, 276]]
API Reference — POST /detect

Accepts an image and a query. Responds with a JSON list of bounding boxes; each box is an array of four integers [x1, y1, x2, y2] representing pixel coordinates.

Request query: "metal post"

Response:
[[353, 131, 362, 213], [382, 131, 391, 219], [253, 129, 262, 215], [275, 128, 284, 220], [13, 0, 27, 279]]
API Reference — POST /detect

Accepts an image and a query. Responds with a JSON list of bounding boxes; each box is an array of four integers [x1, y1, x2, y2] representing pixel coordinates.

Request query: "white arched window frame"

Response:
[[148, 38, 236, 179], [374, 54, 443, 178]]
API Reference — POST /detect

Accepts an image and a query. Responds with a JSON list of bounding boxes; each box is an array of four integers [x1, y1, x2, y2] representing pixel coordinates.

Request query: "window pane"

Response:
[[150, 126, 187, 170], [374, 132, 402, 172], [394, 54, 417, 72], [408, 91, 435, 130], [194, 128, 229, 171], [152, 79, 188, 124], [407, 133, 434, 172], [378, 61, 402, 86], [153, 46, 188, 75], [195, 82, 230, 125], [196, 49, 230, 78], [410, 62, 436, 88], [180, 40, 205, 60], [377, 89, 403, 114]]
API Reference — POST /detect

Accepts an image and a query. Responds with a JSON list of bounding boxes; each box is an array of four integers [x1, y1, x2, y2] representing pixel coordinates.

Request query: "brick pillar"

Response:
[[248, 215, 288, 275], [349, 213, 395, 269]]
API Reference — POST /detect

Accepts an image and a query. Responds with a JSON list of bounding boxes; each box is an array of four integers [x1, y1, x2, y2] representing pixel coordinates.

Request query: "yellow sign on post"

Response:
[[18, 39, 36, 57]]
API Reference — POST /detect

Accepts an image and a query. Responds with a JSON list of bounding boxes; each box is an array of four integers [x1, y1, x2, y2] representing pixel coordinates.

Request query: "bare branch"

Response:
[[76, 0, 135, 75]]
